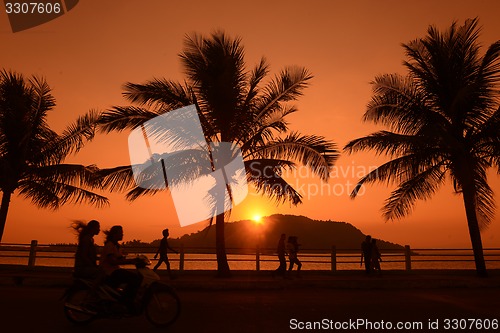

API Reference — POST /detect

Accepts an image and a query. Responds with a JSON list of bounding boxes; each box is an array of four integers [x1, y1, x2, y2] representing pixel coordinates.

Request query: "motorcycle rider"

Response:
[[72, 220, 101, 279], [100, 225, 142, 312]]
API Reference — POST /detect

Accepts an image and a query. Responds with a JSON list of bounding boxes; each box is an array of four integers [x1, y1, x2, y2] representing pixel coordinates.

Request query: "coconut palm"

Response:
[[344, 18, 500, 277], [98, 31, 338, 276], [0, 70, 108, 241]]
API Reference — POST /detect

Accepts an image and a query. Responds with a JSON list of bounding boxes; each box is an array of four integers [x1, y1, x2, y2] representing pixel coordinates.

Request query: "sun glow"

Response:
[[252, 214, 262, 224]]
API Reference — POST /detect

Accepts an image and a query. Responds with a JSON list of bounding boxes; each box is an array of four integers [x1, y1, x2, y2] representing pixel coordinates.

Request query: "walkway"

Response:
[[1, 265, 499, 289]]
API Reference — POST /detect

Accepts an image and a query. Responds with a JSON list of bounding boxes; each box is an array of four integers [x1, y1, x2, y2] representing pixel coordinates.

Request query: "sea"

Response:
[[1, 249, 499, 270]]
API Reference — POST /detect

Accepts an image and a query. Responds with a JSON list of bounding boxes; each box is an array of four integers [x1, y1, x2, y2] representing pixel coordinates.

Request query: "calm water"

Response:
[[1, 250, 499, 270]]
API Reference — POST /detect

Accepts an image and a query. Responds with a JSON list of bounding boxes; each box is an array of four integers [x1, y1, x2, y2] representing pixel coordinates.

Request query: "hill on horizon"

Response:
[[163, 214, 404, 252]]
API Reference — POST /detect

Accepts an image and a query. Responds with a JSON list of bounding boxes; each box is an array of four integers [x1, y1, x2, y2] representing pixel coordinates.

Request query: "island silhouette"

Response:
[[151, 214, 404, 252]]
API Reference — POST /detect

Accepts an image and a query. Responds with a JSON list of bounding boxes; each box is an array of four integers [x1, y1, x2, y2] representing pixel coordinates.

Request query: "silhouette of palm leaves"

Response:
[[0, 70, 108, 241], [344, 18, 500, 276]]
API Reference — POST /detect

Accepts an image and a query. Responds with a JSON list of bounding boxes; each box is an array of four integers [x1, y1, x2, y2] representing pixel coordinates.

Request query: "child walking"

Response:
[[153, 228, 178, 278]]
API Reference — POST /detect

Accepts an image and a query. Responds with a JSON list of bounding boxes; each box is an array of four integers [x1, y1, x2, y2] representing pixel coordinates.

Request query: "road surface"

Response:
[[1, 285, 499, 332]]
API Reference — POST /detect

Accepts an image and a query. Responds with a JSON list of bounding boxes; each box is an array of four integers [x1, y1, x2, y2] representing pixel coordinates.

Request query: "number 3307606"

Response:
[[5, 2, 62, 14]]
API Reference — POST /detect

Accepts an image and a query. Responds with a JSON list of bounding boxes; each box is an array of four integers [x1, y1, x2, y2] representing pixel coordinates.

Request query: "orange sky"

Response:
[[1, 0, 499, 248]]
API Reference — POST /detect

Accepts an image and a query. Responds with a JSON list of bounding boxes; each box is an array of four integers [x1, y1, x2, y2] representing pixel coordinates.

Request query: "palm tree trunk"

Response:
[[212, 142, 232, 278], [0, 191, 13, 242], [215, 213, 231, 277], [461, 185, 488, 277]]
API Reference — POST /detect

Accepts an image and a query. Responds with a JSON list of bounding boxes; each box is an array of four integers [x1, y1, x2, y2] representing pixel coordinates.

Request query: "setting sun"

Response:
[[252, 215, 262, 224]]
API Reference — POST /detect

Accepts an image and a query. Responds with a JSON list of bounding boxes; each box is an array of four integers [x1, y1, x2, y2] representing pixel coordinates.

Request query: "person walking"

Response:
[[360, 235, 372, 274], [153, 228, 178, 278], [287, 236, 302, 277], [371, 238, 382, 272], [274, 233, 287, 277]]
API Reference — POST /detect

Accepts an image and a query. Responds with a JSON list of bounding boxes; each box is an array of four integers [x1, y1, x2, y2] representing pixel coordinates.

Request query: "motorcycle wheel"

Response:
[[145, 287, 181, 327], [63, 287, 97, 325]]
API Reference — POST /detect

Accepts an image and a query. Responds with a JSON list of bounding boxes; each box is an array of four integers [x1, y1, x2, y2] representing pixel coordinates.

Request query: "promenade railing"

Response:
[[1, 241, 499, 271]]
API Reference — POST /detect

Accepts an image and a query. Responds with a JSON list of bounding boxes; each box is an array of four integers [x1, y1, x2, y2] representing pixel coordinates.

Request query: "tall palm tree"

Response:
[[98, 31, 338, 276], [344, 18, 500, 277], [0, 70, 108, 242]]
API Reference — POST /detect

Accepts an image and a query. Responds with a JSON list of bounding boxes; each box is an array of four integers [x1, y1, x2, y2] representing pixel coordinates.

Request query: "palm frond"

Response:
[[181, 31, 246, 89], [344, 131, 432, 158], [366, 74, 451, 135], [250, 132, 338, 181], [470, 106, 500, 158], [256, 67, 312, 119], [125, 186, 164, 201], [473, 173, 495, 229], [0, 70, 57, 163], [382, 164, 447, 220], [244, 57, 269, 108], [98, 106, 159, 133], [181, 31, 248, 136], [28, 163, 104, 189], [17, 179, 60, 209], [468, 40, 500, 129], [478, 41, 500, 91], [240, 104, 296, 150], [245, 160, 302, 205], [17, 178, 108, 209], [349, 154, 446, 198], [122, 79, 192, 110], [97, 165, 136, 192], [27, 75, 55, 136], [403, 18, 495, 131], [245, 158, 296, 177], [39, 109, 100, 165]]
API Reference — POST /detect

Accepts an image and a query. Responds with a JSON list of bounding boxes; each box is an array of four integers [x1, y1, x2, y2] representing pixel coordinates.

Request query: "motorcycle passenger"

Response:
[[100, 225, 142, 312], [72, 220, 101, 279]]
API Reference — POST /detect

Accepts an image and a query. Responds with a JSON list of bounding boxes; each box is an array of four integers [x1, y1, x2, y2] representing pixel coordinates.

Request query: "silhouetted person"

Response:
[[361, 235, 372, 274], [287, 236, 302, 277], [72, 219, 101, 279], [371, 238, 382, 272], [274, 233, 287, 277], [153, 228, 178, 278], [100, 225, 142, 312]]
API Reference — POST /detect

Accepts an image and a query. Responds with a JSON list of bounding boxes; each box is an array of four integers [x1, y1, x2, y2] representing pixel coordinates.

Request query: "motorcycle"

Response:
[[63, 255, 181, 327]]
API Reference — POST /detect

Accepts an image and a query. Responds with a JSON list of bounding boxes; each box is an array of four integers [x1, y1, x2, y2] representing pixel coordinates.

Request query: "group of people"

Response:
[[360, 235, 382, 273], [74, 220, 381, 291], [274, 233, 383, 276], [73, 220, 177, 278], [274, 233, 302, 278], [72, 220, 177, 311]]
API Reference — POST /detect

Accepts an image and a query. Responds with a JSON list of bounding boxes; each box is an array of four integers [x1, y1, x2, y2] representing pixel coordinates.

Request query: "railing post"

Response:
[[179, 243, 184, 271], [331, 245, 337, 271], [405, 245, 412, 271], [256, 244, 260, 271], [28, 240, 38, 268]]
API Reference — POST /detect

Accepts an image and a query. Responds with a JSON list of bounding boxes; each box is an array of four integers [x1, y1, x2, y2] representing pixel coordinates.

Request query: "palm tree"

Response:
[[98, 31, 338, 276], [344, 18, 500, 277], [0, 70, 108, 242]]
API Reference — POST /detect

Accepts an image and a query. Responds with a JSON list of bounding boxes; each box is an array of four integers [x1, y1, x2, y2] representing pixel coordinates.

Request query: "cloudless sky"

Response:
[[1, 0, 499, 249]]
